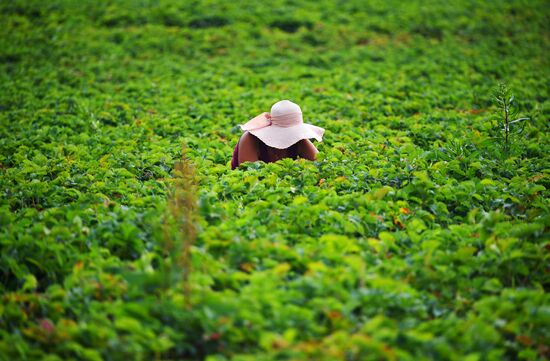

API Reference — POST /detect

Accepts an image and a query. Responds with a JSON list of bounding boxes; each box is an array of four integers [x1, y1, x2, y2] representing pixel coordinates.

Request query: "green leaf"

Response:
[[372, 186, 394, 200], [114, 317, 142, 333], [22, 274, 37, 292]]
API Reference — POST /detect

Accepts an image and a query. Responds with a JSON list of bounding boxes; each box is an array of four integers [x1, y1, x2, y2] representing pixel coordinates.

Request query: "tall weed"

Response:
[[491, 83, 530, 156], [162, 146, 198, 306]]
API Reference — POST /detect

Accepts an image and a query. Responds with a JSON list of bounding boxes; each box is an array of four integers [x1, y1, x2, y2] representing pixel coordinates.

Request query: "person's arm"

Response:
[[296, 139, 319, 160], [237, 132, 260, 166]]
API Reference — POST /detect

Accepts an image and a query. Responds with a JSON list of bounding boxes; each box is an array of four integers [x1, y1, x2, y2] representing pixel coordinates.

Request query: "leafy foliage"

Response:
[[0, 0, 549, 360]]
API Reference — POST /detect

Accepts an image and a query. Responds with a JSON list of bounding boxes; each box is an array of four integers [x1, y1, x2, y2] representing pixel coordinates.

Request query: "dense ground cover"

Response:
[[1, 0, 549, 360]]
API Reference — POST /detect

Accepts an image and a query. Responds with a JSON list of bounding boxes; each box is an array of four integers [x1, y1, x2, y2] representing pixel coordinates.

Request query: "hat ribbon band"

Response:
[[270, 112, 303, 128], [241, 111, 302, 131]]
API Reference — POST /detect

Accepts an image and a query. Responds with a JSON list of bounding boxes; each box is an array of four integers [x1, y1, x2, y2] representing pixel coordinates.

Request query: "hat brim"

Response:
[[248, 123, 325, 149]]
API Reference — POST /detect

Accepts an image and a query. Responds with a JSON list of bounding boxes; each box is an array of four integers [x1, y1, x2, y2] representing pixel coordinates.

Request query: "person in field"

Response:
[[231, 100, 325, 169]]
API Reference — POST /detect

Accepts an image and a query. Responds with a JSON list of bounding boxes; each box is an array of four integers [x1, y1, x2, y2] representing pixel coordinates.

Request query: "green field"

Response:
[[1, 0, 549, 360]]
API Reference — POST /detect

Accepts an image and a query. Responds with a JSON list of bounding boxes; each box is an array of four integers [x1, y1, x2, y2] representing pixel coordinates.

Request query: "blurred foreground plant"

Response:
[[163, 146, 198, 307]]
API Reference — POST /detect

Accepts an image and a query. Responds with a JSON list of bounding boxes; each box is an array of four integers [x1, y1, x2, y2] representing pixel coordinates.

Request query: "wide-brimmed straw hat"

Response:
[[240, 100, 325, 149]]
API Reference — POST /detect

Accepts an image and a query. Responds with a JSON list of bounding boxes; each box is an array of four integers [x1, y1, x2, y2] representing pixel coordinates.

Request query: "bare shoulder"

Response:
[[239, 132, 260, 151], [238, 131, 260, 164], [296, 139, 319, 160]]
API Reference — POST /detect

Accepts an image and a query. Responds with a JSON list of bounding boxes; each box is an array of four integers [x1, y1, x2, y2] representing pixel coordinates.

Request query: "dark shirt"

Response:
[[231, 135, 299, 170]]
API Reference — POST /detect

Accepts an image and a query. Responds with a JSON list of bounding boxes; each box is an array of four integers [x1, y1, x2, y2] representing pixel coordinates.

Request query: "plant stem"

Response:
[[505, 98, 509, 152]]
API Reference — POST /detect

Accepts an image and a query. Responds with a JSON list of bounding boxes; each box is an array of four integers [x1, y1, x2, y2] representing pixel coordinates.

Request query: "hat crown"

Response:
[[271, 100, 301, 117]]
